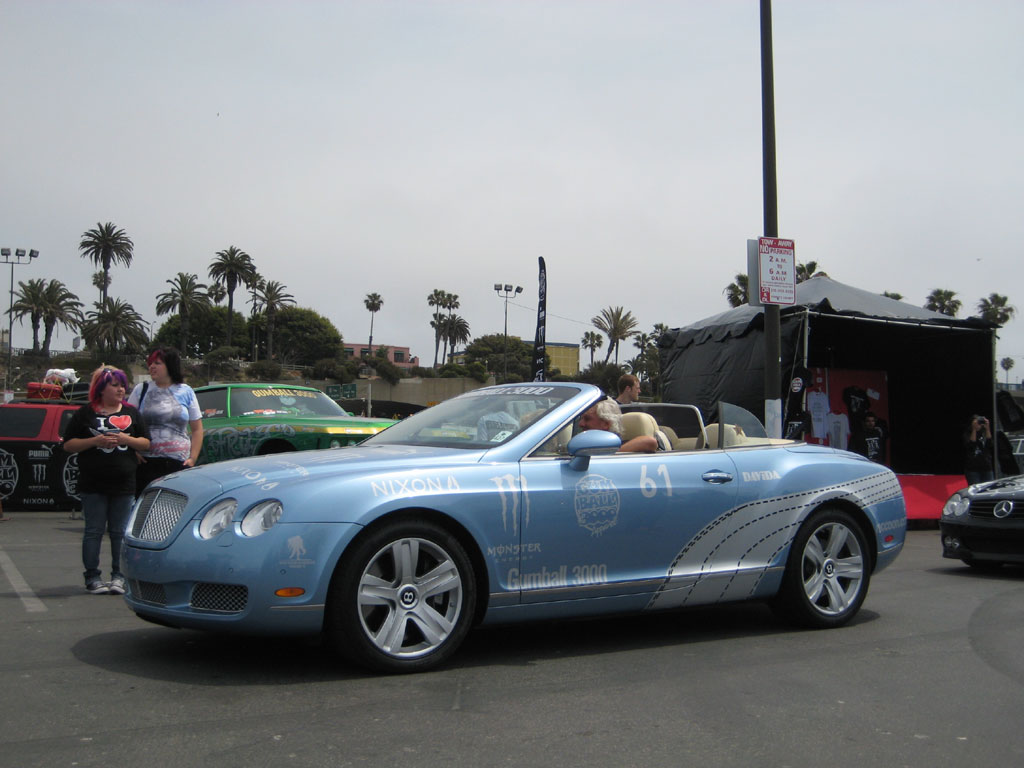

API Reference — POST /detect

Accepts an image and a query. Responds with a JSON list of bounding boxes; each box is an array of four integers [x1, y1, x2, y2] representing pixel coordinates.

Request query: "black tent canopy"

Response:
[[659, 276, 996, 474]]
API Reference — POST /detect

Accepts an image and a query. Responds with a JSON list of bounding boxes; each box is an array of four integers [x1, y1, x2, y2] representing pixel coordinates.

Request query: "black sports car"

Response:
[[940, 476, 1024, 569]]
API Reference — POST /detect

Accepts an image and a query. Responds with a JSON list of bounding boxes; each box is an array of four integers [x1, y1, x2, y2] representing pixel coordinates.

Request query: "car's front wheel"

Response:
[[326, 520, 476, 673], [774, 507, 871, 629]]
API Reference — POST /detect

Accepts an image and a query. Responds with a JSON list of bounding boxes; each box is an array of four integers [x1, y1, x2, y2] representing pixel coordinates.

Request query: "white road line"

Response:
[[0, 546, 48, 613]]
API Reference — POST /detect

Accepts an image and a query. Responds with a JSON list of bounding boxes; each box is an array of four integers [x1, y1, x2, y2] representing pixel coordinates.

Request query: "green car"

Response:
[[195, 383, 395, 464]]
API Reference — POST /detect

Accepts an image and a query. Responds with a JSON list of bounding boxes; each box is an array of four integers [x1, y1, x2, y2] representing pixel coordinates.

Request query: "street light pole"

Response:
[[493, 283, 522, 383], [0, 247, 39, 393]]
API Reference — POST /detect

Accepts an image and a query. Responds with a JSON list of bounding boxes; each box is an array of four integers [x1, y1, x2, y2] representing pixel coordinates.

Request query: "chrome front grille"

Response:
[[969, 499, 1024, 520], [191, 583, 248, 613], [131, 488, 189, 542]]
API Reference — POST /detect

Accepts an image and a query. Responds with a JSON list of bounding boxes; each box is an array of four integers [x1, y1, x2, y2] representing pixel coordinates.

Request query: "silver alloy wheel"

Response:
[[800, 521, 865, 616], [357, 536, 464, 659]]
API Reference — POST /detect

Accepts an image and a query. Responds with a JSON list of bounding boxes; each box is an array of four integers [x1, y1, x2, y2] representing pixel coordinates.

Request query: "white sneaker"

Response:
[[86, 580, 110, 595], [108, 577, 126, 595]]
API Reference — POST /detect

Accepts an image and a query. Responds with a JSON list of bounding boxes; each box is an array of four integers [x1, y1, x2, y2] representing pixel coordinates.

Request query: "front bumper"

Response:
[[939, 517, 1024, 565], [122, 521, 362, 635]]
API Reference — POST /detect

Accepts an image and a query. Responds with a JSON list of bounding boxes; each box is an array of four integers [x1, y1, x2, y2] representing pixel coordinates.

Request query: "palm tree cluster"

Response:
[[11, 219, 1024, 399], [9, 278, 83, 356], [6, 225, 303, 368], [427, 289, 470, 366]]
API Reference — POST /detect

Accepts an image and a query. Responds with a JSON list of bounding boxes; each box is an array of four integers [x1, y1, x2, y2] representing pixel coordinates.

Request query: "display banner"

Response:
[[531, 257, 547, 381]]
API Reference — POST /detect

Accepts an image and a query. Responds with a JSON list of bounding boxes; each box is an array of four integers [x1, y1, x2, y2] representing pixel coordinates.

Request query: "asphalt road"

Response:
[[2, 514, 1023, 768]]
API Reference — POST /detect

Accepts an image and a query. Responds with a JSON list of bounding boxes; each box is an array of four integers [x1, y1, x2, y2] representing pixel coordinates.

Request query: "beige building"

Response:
[[546, 342, 580, 377]]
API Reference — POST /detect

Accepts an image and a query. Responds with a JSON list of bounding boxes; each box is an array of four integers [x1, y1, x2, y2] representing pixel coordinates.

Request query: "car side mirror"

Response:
[[567, 430, 621, 471]]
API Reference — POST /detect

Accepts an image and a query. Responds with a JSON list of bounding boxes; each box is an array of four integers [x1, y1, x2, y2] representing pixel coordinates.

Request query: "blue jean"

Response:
[[965, 470, 994, 485], [81, 492, 134, 583]]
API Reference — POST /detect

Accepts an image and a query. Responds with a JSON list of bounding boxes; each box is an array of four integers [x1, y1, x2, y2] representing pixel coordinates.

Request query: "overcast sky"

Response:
[[2, 1, 1023, 378]]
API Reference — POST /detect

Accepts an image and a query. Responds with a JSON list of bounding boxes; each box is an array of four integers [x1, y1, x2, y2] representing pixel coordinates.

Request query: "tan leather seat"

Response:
[[621, 412, 658, 442], [621, 412, 671, 451], [696, 423, 744, 449]]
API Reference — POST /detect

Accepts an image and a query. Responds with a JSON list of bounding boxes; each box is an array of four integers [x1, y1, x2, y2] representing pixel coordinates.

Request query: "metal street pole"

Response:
[[760, 0, 782, 437], [0, 247, 39, 393], [494, 283, 522, 383]]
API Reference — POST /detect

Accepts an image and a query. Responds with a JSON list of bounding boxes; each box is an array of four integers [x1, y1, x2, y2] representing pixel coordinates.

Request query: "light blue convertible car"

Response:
[[122, 382, 906, 673]]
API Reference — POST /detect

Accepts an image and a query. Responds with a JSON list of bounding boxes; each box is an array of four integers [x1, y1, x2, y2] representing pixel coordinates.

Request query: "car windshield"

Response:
[[225, 387, 349, 418], [364, 385, 578, 449], [719, 402, 769, 439]]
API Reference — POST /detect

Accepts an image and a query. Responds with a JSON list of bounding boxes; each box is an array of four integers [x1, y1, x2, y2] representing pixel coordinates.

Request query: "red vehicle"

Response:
[[0, 400, 82, 510]]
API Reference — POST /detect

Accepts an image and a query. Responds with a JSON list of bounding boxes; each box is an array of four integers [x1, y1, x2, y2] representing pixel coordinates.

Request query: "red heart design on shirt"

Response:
[[109, 414, 132, 430]]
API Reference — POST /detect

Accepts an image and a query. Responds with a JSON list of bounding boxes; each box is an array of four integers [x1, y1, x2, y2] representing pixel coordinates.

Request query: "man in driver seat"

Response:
[[579, 398, 657, 453]]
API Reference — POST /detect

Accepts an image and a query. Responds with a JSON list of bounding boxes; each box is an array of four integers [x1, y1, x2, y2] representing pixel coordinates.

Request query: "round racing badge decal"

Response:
[[0, 448, 18, 499], [574, 473, 620, 535]]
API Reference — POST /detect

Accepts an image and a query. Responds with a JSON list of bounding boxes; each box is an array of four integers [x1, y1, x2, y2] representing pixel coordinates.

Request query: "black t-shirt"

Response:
[[850, 426, 886, 463], [964, 435, 993, 474], [62, 404, 149, 495]]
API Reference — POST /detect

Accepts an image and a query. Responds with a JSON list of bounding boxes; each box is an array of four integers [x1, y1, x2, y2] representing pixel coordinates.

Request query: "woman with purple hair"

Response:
[[62, 365, 150, 595]]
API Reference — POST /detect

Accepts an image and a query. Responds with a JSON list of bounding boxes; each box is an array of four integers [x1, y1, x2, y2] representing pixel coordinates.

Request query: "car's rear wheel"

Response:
[[326, 520, 476, 673], [774, 507, 870, 628]]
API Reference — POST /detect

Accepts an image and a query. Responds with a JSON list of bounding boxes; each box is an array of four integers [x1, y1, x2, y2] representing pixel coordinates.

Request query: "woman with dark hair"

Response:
[[963, 413, 994, 485], [62, 365, 150, 594], [127, 346, 204, 494]]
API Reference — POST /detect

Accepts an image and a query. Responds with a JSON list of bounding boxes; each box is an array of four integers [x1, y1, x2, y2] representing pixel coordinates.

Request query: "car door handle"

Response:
[[701, 470, 733, 485]]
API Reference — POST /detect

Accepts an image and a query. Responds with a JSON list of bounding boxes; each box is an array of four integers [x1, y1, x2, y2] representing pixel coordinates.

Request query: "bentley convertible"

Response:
[[122, 382, 906, 673]]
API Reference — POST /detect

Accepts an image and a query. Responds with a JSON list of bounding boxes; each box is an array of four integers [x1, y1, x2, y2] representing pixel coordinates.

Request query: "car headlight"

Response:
[[240, 501, 283, 537], [942, 494, 970, 518], [198, 499, 237, 539]]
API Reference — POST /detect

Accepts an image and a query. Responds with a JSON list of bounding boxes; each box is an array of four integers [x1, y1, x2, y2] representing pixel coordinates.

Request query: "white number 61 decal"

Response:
[[640, 464, 672, 498]]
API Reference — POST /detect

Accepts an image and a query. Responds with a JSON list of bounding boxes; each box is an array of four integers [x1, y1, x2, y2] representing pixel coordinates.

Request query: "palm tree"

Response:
[[581, 331, 603, 367], [156, 272, 211, 353], [724, 273, 749, 307], [796, 261, 822, 282], [91, 271, 111, 302], [441, 292, 460, 365], [592, 306, 639, 364], [364, 292, 383, 358], [427, 289, 447, 367], [252, 280, 295, 359], [977, 293, 1016, 326], [207, 282, 226, 305], [444, 315, 471, 363], [208, 246, 257, 348], [632, 332, 655, 386], [81, 297, 148, 354], [1001, 357, 1015, 386], [245, 273, 265, 360], [40, 280, 83, 357], [79, 222, 134, 303], [925, 289, 961, 317], [9, 278, 48, 352]]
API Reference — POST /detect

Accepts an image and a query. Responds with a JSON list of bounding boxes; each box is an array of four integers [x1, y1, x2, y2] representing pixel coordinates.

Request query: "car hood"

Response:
[[962, 474, 1024, 497], [154, 443, 487, 497]]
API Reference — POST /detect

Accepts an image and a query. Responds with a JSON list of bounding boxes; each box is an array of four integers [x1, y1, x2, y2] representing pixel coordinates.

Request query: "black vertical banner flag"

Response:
[[532, 257, 547, 381]]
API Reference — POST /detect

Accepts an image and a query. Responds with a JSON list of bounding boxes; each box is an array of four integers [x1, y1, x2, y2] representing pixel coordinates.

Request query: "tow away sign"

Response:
[[757, 237, 796, 305]]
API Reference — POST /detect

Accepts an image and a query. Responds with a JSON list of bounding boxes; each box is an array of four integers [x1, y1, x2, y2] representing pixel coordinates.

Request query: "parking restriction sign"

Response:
[[757, 237, 796, 305]]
